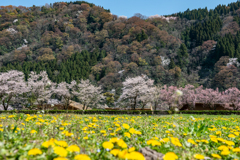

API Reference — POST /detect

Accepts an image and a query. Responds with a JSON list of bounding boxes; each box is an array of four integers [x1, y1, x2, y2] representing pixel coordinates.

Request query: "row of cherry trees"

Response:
[[0, 70, 240, 110], [0, 70, 104, 110], [118, 74, 240, 110]]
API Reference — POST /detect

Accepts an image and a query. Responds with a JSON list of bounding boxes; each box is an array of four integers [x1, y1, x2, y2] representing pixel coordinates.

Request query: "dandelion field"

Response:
[[0, 114, 240, 160]]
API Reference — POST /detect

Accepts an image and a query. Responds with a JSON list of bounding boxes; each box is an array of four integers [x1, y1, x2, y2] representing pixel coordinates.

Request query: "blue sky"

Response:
[[1, 0, 238, 18]]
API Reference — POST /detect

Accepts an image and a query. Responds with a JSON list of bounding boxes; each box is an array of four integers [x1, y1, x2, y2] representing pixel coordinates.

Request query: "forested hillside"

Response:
[[1, 1, 240, 95]]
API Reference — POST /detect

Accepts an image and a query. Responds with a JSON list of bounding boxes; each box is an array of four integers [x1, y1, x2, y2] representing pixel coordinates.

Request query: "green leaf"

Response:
[[12, 126, 17, 134]]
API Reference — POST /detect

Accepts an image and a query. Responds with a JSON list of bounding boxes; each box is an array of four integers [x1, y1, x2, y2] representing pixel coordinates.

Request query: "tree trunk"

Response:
[[3, 101, 7, 111], [154, 101, 157, 111], [141, 103, 146, 110], [133, 96, 137, 110], [65, 97, 70, 110], [3, 95, 12, 111]]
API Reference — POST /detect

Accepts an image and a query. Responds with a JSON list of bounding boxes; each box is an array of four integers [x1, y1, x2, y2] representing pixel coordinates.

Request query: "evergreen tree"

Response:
[[141, 30, 148, 41], [177, 43, 189, 68], [169, 59, 176, 69]]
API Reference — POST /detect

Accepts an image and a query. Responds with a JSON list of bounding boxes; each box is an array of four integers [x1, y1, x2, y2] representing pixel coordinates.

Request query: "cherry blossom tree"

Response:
[[148, 85, 163, 111], [179, 85, 203, 110], [159, 85, 178, 110], [138, 86, 155, 109], [198, 88, 224, 110], [54, 81, 76, 110], [223, 87, 240, 110], [73, 79, 104, 110], [0, 70, 29, 110], [118, 74, 154, 110], [27, 71, 55, 110]]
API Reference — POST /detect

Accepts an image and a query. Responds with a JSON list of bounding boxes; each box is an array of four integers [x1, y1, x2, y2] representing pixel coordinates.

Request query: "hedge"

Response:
[[179, 110, 240, 115], [0, 110, 169, 115], [0, 110, 240, 115]]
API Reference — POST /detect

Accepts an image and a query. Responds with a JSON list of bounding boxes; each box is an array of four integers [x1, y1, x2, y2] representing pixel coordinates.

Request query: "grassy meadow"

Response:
[[0, 114, 240, 160]]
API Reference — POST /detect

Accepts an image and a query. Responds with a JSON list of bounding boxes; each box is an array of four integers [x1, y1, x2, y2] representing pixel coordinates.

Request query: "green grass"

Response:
[[0, 114, 239, 160]]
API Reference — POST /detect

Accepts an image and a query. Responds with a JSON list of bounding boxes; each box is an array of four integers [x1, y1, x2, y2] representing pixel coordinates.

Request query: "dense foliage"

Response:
[[1, 1, 240, 94]]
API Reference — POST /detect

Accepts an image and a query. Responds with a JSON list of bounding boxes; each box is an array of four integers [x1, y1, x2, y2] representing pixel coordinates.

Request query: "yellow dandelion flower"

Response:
[[125, 151, 145, 160], [187, 139, 197, 145], [225, 140, 235, 146], [129, 128, 135, 134], [82, 127, 88, 131], [201, 140, 209, 144], [128, 147, 135, 152], [228, 134, 236, 138], [30, 130, 37, 134], [53, 146, 68, 157], [110, 149, 121, 156], [147, 140, 161, 146], [110, 137, 119, 143], [211, 154, 221, 159], [135, 131, 142, 135], [66, 145, 80, 152], [163, 152, 178, 160], [118, 149, 128, 159], [232, 148, 240, 152], [42, 140, 55, 148], [110, 133, 116, 136], [218, 145, 228, 151], [74, 154, 91, 160], [216, 131, 221, 135], [65, 132, 73, 137], [115, 127, 121, 132], [194, 154, 205, 159], [171, 137, 182, 147], [115, 123, 120, 127], [55, 141, 68, 147], [53, 157, 68, 160], [100, 130, 106, 134], [234, 132, 239, 136], [210, 138, 218, 143], [124, 132, 131, 138], [160, 138, 170, 143], [102, 141, 114, 150], [122, 123, 130, 129], [221, 149, 230, 155], [117, 139, 128, 148], [28, 148, 42, 156]]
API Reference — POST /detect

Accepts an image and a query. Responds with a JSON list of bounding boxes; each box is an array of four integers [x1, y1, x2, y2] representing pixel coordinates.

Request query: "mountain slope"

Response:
[[0, 1, 240, 94]]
